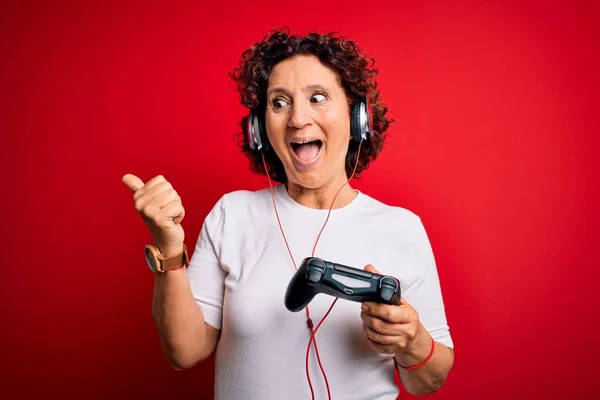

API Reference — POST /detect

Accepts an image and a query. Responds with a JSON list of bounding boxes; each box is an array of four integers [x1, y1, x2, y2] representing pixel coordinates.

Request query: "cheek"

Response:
[[331, 124, 351, 154], [265, 116, 288, 147], [324, 120, 350, 146]]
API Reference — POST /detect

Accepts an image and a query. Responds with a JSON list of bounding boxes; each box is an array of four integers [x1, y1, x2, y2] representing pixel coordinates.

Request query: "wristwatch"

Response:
[[144, 244, 189, 273]]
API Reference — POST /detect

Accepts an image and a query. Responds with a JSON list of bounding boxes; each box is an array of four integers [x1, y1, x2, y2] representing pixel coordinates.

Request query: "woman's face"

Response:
[[265, 54, 351, 190]]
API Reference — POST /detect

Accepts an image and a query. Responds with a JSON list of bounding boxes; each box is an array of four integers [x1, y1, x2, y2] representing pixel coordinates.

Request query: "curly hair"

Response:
[[229, 28, 393, 183]]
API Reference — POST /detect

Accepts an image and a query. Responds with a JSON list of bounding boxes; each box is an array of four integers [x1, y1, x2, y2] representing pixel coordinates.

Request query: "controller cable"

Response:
[[261, 141, 363, 400]]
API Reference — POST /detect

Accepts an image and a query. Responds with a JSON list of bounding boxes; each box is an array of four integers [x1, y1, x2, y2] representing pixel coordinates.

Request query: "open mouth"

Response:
[[290, 139, 323, 162]]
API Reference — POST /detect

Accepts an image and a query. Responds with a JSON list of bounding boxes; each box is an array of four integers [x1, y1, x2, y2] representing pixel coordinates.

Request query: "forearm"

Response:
[[395, 323, 454, 395], [152, 267, 208, 369]]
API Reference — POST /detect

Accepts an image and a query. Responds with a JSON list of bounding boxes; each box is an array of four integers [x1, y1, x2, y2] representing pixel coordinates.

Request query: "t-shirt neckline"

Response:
[[274, 183, 367, 218]]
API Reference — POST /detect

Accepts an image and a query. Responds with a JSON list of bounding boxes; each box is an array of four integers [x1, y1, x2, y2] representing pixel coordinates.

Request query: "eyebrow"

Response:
[[267, 84, 330, 96]]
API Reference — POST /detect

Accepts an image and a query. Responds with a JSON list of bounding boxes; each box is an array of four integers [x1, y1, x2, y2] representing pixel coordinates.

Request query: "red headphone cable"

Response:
[[262, 141, 362, 400]]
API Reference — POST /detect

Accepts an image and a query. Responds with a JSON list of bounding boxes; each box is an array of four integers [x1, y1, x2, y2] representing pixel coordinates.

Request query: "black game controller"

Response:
[[284, 257, 401, 312]]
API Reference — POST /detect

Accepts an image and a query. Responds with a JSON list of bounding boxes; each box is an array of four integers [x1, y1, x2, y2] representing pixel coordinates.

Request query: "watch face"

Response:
[[144, 247, 157, 272]]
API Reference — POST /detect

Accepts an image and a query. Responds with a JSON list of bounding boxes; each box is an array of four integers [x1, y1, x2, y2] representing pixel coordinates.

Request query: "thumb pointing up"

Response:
[[122, 174, 145, 192]]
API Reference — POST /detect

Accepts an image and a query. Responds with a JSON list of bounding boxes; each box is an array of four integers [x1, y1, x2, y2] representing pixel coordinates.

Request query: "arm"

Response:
[[361, 216, 454, 395], [396, 216, 454, 394], [121, 174, 223, 370], [394, 322, 454, 395], [361, 294, 455, 396], [152, 255, 221, 370], [158, 195, 229, 370]]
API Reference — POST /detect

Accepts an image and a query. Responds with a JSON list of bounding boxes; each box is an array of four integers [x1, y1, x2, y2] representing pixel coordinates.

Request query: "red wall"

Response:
[[1, 0, 598, 398]]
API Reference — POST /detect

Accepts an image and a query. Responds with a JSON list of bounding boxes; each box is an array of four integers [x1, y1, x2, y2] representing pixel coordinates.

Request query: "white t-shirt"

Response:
[[187, 183, 453, 400]]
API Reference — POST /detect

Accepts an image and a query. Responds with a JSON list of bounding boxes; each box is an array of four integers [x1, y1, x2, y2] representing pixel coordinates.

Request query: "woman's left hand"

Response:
[[360, 264, 423, 356]]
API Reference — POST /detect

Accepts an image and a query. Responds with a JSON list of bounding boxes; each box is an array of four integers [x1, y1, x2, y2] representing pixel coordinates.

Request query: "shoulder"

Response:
[[361, 192, 425, 230], [205, 186, 273, 221], [219, 186, 272, 210]]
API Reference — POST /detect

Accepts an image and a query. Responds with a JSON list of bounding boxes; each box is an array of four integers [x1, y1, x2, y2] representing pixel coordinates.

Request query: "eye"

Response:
[[272, 98, 288, 109], [311, 93, 327, 103]]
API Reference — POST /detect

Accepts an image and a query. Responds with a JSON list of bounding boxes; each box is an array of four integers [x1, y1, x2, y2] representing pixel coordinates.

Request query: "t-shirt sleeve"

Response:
[[403, 217, 454, 349], [186, 196, 228, 331]]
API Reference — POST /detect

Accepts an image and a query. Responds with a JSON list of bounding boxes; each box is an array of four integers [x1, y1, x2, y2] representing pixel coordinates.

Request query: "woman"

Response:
[[123, 29, 454, 399]]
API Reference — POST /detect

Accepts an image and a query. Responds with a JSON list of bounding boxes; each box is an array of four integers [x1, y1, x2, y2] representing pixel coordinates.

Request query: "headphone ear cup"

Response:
[[247, 112, 257, 150], [350, 97, 373, 143], [256, 112, 270, 152], [350, 102, 363, 142], [247, 111, 270, 152]]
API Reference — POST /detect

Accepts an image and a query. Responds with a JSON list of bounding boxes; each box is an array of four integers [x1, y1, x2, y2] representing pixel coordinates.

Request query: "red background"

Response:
[[1, 0, 598, 398]]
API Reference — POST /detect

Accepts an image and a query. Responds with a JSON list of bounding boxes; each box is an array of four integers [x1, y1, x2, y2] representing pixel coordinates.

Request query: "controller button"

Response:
[[333, 264, 373, 279], [381, 277, 398, 288], [380, 288, 394, 302], [309, 258, 327, 269], [307, 268, 324, 283]]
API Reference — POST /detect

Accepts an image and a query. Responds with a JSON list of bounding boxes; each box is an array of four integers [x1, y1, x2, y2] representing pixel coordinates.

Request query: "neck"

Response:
[[285, 175, 357, 210]]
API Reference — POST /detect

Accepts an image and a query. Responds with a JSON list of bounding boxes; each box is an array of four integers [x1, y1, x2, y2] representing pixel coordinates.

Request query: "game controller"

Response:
[[284, 257, 401, 312]]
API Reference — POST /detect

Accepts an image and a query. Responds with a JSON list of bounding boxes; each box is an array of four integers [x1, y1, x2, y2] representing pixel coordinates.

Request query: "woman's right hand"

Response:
[[122, 174, 185, 257]]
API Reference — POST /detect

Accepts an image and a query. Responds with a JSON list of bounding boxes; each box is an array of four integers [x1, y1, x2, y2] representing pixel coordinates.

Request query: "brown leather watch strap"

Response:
[[157, 244, 189, 272]]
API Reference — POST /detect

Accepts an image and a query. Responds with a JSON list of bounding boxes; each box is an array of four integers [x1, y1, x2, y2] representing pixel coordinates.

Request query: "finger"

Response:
[[139, 186, 180, 215], [366, 338, 395, 355], [361, 312, 402, 336], [143, 204, 179, 230], [400, 297, 409, 305], [363, 302, 409, 324], [173, 212, 185, 225], [122, 174, 145, 192], [135, 182, 175, 210], [379, 347, 396, 355], [133, 175, 169, 201], [364, 264, 379, 273], [144, 175, 168, 191], [363, 325, 398, 346], [160, 199, 185, 225]]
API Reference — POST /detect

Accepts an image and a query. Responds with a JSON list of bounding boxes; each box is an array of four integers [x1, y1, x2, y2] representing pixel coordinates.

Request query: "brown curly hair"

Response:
[[229, 28, 393, 183]]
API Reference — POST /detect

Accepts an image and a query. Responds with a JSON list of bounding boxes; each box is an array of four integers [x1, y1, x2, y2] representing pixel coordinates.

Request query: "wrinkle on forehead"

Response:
[[267, 54, 345, 98]]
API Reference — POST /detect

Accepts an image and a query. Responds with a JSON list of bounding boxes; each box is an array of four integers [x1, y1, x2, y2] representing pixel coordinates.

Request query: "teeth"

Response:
[[292, 139, 319, 144]]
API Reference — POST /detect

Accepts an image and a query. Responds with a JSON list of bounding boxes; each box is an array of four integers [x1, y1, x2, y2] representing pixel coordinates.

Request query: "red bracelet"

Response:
[[394, 337, 435, 371]]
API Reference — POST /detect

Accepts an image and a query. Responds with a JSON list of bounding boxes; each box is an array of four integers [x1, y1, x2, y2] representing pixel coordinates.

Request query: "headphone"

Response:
[[247, 96, 374, 152]]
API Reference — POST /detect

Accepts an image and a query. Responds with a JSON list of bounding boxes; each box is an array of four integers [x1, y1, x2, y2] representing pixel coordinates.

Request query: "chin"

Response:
[[286, 170, 323, 189]]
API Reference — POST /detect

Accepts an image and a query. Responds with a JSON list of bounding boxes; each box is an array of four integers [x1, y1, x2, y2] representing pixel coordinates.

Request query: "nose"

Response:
[[288, 99, 312, 129]]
